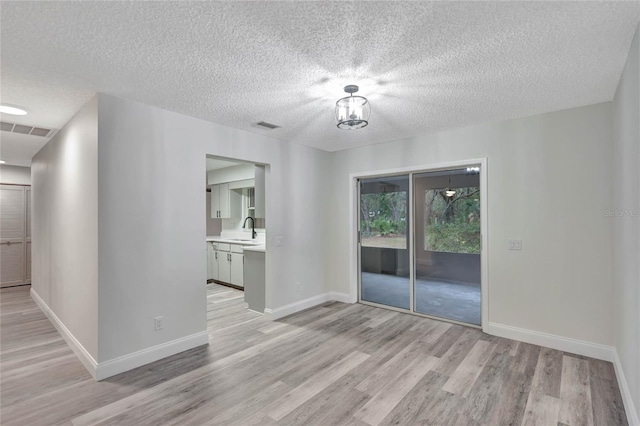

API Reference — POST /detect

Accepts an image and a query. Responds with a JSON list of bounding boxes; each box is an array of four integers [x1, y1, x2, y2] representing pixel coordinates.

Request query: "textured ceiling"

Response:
[[1, 1, 639, 160]]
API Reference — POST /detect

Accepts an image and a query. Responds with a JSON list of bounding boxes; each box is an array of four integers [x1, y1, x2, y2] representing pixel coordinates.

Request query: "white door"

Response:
[[1, 185, 26, 287], [218, 251, 231, 283], [230, 253, 244, 287], [211, 249, 219, 280], [206, 243, 214, 280], [25, 188, 31, 283], [211, 185, 221, 218], [219, 183, 230, 218]]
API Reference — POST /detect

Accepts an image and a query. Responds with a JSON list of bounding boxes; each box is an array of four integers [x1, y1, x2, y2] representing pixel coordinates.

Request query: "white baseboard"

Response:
[[95, 331, 209, 380], [613, 349, 640, 426], [485, 322, 615, 361], [31, 288, 209, 381], [264, 291, 354, 320], [328, 291, 352, 304], [30, 288, 99, 379]]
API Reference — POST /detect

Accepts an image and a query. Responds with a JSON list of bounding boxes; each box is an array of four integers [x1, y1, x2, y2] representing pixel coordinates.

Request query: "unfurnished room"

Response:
[[0, 1, 639, 425]]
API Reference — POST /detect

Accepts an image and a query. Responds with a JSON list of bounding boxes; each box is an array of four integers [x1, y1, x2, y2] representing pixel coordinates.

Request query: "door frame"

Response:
[[349, 158, 489, 330]]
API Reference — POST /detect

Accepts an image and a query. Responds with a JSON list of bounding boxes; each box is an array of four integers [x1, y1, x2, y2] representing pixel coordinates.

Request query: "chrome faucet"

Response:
[[243, 216, 257, 239]]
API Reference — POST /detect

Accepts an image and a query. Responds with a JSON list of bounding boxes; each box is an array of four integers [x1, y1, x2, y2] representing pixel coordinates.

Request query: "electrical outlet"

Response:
[[295, 281, 301, 293], [508, 239, 522, 250], [154, 316, 164, 331]]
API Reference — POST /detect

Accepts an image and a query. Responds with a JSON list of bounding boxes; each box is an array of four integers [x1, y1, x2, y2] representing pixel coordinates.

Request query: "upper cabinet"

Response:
[[208, 163, 264, 222], [211, 182, 230, 218]]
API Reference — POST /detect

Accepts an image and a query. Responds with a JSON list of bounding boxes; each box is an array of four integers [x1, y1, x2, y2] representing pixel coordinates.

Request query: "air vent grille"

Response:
[[0, 121, 56, 138], [256, 121, 281, 130]]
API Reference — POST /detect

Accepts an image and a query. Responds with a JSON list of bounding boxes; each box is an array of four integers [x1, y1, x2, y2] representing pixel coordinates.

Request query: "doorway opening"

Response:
[[356, 161, 486, 327], [205, 155, 267, 314]]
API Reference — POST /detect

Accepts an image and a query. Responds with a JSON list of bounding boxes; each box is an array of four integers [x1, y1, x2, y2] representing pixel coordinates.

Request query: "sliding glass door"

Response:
[[413, 168, 481, 325], [358, 166, 482, 326], [358, 175, 410, 310]]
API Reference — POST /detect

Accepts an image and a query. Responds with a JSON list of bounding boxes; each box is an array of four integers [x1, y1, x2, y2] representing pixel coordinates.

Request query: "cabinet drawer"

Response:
[[218, 243, 230, 252], [210, 242, 218, 250], [230, 244, 244, 254]]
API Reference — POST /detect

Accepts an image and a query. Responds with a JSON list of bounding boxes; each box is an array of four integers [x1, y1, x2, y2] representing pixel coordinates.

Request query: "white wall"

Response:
[[0, 165, 31, 185], [96, 94, 331, 361], [329, 102, 614, 347], [207, 163, 254, 185], [613, 23, 640, 425], [31, 96, 98, 359]]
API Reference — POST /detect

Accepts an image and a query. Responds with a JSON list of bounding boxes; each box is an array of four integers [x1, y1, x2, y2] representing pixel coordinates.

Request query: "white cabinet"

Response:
[[211, 179, 257, 220], [211, 248, 219, 280], [207, 242, 212, 279], [218, 252, 231, 284], [230, 252, 244, 287], [206, 242, 219, 280], [210, 183, 231, 218], [210, 242, 243, 288]]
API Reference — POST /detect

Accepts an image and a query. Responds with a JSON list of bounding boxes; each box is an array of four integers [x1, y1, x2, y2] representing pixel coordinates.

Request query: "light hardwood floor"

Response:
[[0, 284, 628, 425]]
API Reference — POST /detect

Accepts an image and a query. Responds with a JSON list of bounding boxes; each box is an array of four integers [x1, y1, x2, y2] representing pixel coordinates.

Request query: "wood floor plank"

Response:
[[530, 347, 564, 398], [363, 309, 399, 328], [426, 323, 466, 357], [589, 376, 628, 426], [558, 355, 594, 426], [266, 350, 370, 421], [462, 352, 513, 423], [441, 339, 495, 397], [485, 344, 541, 426], [413, 388, 470, 425], [353, 354, 439, 426], [521, 390, 560, 426], [434, 328, 483, 376], [379, 370, 449, 426], [355, 340, 423, 395]]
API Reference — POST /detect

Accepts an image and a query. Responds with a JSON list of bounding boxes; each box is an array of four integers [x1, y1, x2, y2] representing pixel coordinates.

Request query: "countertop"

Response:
[[242, 245, 266, 253], [206, 236, 264, 247]]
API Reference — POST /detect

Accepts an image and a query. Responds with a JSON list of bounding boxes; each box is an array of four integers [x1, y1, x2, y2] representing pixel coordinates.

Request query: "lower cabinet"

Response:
[[211, 249, 219, 280], [207, 242, 243, 288], [230, 252, 244, 287], [207, 242, 219, 280], [207, 243, 214, 280], [218, 251, 231, 284]]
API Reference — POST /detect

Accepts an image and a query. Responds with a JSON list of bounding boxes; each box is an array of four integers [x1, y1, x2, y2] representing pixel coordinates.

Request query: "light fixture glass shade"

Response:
[[336, 85, 370, 129], [0, 104, 27, 116]]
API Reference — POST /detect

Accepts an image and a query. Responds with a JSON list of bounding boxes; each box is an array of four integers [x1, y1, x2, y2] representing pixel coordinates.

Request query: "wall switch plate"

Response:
[[508, 239, 522, 250], [275, 236, 284, 246], [154, 316, 164, 331]]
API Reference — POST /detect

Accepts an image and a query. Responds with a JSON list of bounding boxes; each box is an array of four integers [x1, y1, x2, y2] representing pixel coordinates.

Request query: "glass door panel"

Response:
[[359, 175, 410, 310], [413, 168, 481, 325]]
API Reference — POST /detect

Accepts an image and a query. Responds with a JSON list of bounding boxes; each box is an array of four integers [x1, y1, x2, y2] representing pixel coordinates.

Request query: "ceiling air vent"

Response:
[[0, 121, 56, 138], [256, 121, 281, 130]]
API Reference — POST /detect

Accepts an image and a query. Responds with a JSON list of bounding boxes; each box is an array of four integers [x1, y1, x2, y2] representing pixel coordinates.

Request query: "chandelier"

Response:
[[335, 85, 370, 130]]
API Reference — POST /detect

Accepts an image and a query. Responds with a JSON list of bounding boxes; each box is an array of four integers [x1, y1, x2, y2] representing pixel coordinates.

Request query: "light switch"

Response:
[[508, 239, 522, 250]]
